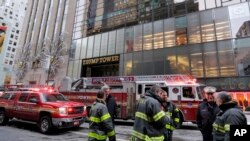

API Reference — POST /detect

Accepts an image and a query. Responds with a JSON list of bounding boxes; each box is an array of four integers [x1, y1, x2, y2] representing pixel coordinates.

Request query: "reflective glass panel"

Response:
[[100, 32, 108, 56], [153, 20, 164, 49], [108, 30, 116, 55], [86, 36, 94, 58], [217, 40, 236, 76], [187, 13, 201, 44], [134, 25, 143, 51], [203, 42, 219, 77], [116, 28, 125, 54], [125, 27, 134, 53], [201, 10, 216, 42], [143, 23, 153, 50]]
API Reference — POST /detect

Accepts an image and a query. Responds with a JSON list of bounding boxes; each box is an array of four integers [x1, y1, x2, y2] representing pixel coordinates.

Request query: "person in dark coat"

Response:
[[102, 85, 117, 126], [88, 91, 116, 141], [213, 91, 247, 141], [161, 90, 180, 141], [130, 85, 170, 141], [196, 86, 220, 141]]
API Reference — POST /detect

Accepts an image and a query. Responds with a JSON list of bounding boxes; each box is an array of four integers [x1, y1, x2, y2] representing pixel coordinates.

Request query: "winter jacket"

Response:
[[196, 100, 220, 133], [212, 101, 247, 141], [130, 91, 170, 141], [106, 94, 117, 123], [162, 101, 180, 131], [88, 99, 116, 141]]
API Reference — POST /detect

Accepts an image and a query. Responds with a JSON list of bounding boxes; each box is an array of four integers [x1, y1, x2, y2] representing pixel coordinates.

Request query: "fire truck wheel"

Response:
[[0, 110, 9, 125], [39, 115, 52, 134]]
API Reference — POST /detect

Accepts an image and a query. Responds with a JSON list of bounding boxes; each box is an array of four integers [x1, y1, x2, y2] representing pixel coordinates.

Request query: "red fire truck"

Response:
[[59, 74, 205, 127]]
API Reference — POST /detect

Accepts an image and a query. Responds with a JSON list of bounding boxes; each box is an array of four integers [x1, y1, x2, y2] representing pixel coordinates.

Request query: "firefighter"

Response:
[[196, 86, 220, 141], [102, 85, 117, 126], [161, 90, 180, 141], [130, 85, 170, 141], [88, 91, 116, 141], [213, 91, 247, 141]]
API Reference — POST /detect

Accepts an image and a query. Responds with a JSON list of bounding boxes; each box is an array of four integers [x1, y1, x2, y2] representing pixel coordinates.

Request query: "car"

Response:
[[0, 88, 87, 134]]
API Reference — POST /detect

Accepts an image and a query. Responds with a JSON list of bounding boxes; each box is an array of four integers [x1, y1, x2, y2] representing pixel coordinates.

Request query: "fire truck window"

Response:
[[162, 87, 169, 96], [145, 87, 150, 93], [19, 93, 29, 102], [138, 84, 142, 94], [182, 87, 195, 99]]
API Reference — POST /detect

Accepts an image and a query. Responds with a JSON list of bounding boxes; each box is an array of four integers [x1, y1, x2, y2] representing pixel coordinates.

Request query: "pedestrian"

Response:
[[102, 85, 117, 126], [161, 90, 180, 141], [130, 85, 170, 141], [213, 91, 247, 141], [88, 91, 116, 141], [196, 86, 220, 141]]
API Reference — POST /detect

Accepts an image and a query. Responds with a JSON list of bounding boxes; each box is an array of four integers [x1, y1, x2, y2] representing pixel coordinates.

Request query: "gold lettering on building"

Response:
[[82, 55, 119, 66]]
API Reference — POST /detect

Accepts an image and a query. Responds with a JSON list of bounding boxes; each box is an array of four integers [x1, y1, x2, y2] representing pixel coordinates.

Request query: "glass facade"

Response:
[[69, 1, 250, 90]]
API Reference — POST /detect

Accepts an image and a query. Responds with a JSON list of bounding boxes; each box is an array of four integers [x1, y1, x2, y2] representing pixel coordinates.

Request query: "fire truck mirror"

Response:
[[177, 95, 181, 104]]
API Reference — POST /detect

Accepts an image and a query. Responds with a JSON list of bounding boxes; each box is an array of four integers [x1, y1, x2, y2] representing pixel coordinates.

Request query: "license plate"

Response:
[[74, 121, 79, 126]]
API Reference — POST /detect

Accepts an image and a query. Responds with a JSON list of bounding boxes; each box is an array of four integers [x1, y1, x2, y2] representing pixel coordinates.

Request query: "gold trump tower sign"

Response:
[[82, 55, 119, 66]]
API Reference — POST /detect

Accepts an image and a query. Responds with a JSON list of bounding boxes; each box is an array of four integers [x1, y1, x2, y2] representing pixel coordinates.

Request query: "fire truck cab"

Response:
[[60, 75, 204, 127]]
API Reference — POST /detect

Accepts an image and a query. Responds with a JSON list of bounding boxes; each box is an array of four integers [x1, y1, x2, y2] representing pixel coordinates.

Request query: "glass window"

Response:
[[28, 94, 39, 103], [19, 93, 28, 102], [189, 44, 204, 77], [176, 46, 190, 74], [133, 52, 143, 75], [80, 38, 87, 59], [143, 23, 153, 50], [100, 32, 108, 56], [86, 36, 94, 58], [125, 27, 134, 53], [174, 2, 186, 16], [69, 41, 76, 60], [200, 10, 216, 42], [143, 51, 154, 75], [75, 39, 81, 60], [234, 37, 250, 76], [116, 28, 125, 54], [123, 53, 133, 75], [165, 47, 177, 74], [229, 3, 250, 38], [153, 49, 165, 74], [93, 34, 101, 57], [175, 16, 187, 46], [187, 13, 201, 44], [214, 7, 231, 40], [203, 42, 219, 77], [134, 25, 143, 51], [72, 60, 81, 79], [183, 87, 195, 99], [217, 40, 236, 76], [164, 18, 175, 47], [153, 20, 164, 49], [108, 31, 116, 55]]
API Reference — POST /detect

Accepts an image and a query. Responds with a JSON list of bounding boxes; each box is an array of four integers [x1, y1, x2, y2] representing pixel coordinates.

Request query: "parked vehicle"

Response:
[[0, 88, 87, 134], [60, 74, 205, 127]]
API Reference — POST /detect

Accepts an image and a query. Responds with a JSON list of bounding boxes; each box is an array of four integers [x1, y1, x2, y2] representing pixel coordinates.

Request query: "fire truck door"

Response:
[[14, 93, 29, 119], [123, 82, 136, 119], [25, 93, 40, 121]]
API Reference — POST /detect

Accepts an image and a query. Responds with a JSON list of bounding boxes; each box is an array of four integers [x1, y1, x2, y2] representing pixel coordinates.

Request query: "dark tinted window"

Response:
[[27, 93, 39, 103], [19, 93, 29, 102], [183, 87, 195, 99]]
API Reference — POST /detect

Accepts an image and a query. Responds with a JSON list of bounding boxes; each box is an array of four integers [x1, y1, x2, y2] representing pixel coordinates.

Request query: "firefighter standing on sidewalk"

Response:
[[130, 85, 170, 141], [213, 91, 247, 141], [88, 91, 116, 141], [161, 90, 180, 141], [196, 86, 220, 141]]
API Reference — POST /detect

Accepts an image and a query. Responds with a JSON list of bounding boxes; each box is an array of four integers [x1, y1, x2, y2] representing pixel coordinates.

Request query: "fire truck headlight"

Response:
[[59, 107, 67, 115], [83, 106, 87, 112]]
